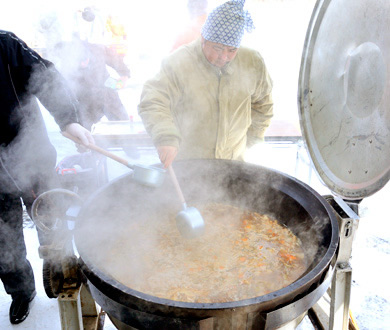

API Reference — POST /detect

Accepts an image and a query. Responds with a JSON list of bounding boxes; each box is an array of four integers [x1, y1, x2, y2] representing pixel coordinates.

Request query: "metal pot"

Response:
[[75, 159, 339, 329]]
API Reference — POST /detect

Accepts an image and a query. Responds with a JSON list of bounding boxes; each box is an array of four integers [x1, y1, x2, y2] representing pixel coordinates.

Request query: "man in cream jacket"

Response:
[[138, 0, 273, 168]]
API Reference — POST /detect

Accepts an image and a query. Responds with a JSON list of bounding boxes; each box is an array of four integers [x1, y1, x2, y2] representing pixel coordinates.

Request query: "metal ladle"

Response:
[[62, 132, 165, 188], [168, 165, 205, 239]]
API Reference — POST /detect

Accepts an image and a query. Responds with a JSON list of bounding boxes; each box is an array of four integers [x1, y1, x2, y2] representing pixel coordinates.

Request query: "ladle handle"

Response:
[[168, 165, 187, 208], [61, 131, 134, 169]]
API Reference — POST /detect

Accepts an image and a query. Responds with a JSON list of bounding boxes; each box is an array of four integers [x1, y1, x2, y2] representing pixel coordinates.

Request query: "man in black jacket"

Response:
[[0, 30, 94, 324]]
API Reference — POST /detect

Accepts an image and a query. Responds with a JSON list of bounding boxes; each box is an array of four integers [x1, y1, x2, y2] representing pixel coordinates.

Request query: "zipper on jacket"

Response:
[[215, 69, 222, 158], [8, 64, 23, 109]]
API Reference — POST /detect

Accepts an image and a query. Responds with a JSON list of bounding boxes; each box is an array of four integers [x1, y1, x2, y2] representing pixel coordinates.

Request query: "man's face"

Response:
[[201, 38, 238, 68]]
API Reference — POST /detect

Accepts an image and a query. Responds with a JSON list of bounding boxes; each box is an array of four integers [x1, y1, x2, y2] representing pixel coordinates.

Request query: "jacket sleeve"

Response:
[[247, 52, 274, 147], [137, 58, 182, 148], [7, 32, 81, 130]]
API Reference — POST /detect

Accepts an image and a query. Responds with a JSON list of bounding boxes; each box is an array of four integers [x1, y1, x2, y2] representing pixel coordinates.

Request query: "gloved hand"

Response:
[[62, 123, 95, 147]]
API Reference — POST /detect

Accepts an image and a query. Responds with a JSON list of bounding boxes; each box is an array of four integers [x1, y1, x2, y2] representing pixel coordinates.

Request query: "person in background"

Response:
[[105, 13, 128, 59], [0, 30, 94, 325], [54, 34, 131, 130], [138, 0, 273, 168], [170, 0, 208, 52]]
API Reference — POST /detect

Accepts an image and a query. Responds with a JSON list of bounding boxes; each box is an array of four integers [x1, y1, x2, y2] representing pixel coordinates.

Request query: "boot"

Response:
[[9, 290, 36, 324]]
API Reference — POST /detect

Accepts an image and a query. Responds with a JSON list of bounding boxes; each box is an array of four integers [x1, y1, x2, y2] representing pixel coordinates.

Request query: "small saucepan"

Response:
[[168, 165, 205, 239], [61, 132, 165, 188]]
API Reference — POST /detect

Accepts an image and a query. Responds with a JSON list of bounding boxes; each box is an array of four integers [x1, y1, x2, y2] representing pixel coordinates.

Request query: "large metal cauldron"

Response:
[[75, 159, 338, 329]]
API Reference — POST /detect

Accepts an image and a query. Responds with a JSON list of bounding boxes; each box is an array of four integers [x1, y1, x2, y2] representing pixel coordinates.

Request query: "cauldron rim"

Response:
[[76, 159, 339, 311]]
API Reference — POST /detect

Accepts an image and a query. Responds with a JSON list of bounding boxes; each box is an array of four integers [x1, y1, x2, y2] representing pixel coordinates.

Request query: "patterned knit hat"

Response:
[[201, 0, 254, 48]]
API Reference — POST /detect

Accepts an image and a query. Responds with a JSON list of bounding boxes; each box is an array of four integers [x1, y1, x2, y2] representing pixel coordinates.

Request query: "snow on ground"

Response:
[[349, 185, 390, 329]]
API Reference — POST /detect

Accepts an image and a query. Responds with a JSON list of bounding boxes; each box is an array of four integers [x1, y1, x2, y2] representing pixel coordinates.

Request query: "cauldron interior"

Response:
[[75, 159, 338, 324]]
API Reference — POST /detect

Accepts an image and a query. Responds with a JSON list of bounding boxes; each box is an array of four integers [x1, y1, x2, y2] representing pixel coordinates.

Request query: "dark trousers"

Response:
[[0, 194, 36, 299]]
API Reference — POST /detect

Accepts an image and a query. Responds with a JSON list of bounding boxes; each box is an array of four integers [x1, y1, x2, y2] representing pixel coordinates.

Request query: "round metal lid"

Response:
[[298, 0, 390, 200]]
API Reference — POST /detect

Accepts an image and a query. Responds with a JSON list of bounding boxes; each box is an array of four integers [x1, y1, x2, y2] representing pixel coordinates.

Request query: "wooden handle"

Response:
[[168, 165, 186, 206], [61, 131, 131, 168]]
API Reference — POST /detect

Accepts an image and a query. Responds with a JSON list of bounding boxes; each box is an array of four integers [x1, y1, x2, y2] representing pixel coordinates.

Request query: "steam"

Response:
[[0, 95, 57, 195], [73, 159, 336, 302], [0, 0, 206, 195], [0, 0, 330, 309], [263, 173, 334, 266]]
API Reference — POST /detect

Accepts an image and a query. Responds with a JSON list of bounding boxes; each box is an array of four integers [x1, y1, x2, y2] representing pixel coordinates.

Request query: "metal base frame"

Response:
[[309, 196, 360, 330], [58, 284, 104, 330]]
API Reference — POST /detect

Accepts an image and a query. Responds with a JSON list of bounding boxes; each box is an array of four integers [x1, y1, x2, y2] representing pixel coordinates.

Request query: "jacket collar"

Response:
[[195, 38, 234, 76]]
